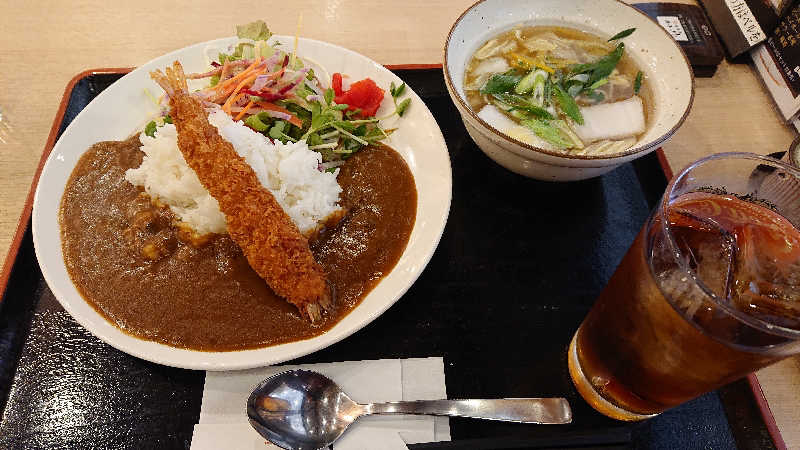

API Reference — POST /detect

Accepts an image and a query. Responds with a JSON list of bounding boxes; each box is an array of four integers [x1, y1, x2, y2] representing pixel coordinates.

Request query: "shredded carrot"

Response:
[[508, 52, 554, 74], [223, 92, 245, 114], [214, 57, 263, 91], [234, 100, 255, 121], [268, 67, 286, 80], [257, 101, 303, 128], [223, 71, 264, 112], [219, 82, 237, 97], [216, 67, 255, 92], [236, 71, 261, 94], [533, 60, 555, 74]]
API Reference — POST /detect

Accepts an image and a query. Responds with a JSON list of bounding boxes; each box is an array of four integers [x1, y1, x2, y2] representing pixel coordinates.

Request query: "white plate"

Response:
[[32, 36, 452, 371]]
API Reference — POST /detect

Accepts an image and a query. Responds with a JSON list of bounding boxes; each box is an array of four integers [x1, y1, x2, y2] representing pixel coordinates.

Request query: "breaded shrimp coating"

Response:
[[150, 61, 332, 322]]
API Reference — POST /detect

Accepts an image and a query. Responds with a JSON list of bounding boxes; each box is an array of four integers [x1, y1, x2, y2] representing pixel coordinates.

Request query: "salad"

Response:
[[146, 20, 411, 166]]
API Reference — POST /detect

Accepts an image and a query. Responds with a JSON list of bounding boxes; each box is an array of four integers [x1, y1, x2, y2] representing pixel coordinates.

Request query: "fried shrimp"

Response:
[[150, 61, 333, 323]]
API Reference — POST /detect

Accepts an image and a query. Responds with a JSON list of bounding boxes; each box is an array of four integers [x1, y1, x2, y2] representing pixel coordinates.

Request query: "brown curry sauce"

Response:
[[60, 136, 416, 351]]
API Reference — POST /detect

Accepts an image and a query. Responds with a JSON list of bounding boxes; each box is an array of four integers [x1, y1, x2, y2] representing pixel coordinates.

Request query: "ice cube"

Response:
[[666, 209, 750, 342], [730, 224, 800, 331], [663, 201, 800, 345], [670, 209, 736, 300]]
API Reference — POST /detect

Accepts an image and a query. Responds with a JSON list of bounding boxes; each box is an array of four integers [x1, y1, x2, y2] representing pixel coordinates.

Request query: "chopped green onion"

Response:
[[567, 83, 583, 98], [530, 70, 549, 106], [570, 43, 624, 85], [514, 70, 543, 95], [588, 78, 609, 90], [521, 119, 571, 148], [608, 28, 636, 41], [634, 71, 643, 94], [552, 84, 584, 125], [481, 72, 523, 94], [552, 120, 584, 149], [491, 93, 554, 120]]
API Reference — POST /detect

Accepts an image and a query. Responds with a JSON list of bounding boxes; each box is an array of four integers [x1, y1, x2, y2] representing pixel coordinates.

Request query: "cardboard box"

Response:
[[751, 3, 800, 122], [699, 0, 779, 57], [634, 3, 725, 76]]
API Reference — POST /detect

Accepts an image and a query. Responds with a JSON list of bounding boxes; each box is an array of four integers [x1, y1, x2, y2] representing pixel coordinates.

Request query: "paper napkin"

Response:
[[191, 357, 449, 449]]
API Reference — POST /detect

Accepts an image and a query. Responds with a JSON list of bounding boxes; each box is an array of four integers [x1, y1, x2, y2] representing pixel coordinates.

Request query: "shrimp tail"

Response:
[[150, 61, 189, 97], [306, 284, 335, 323]]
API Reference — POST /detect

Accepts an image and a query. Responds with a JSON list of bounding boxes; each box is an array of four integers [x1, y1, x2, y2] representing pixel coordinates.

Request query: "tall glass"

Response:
[[568, 153, 800, 421]]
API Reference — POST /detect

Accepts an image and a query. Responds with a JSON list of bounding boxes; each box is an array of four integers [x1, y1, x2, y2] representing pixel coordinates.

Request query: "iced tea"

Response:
[[569, 154, 800, 421]]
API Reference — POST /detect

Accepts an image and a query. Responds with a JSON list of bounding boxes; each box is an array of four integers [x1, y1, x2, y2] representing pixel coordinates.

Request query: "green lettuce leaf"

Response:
[[236, 20, 272, 41], [245, 114, 269, 132], [144, 121, 157, 137]]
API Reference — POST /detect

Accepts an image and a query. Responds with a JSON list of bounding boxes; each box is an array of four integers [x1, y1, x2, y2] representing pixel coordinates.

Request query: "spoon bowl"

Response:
[[247, 370, 363, 450], [247, 369, 572, 450]]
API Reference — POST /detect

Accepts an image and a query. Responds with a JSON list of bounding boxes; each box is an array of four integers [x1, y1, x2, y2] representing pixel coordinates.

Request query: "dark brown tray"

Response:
[[0, 66, 786, 449]]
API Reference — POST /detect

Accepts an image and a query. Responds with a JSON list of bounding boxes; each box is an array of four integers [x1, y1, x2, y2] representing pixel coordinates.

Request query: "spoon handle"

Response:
[[363, 398, 572, 424]]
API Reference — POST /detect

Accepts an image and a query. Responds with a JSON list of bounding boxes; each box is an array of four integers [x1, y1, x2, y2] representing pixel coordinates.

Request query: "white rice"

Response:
[[125, 110, 342, 236]]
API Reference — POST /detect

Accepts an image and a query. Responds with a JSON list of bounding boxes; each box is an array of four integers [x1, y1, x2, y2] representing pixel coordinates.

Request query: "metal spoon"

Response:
[[247, 369, 572, 450]]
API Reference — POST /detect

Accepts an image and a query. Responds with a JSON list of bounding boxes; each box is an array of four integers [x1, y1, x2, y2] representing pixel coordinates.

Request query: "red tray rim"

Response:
[[0, 65, 786, 450]]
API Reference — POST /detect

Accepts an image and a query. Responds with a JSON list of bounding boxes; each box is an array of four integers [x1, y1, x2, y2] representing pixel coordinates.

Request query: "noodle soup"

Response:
[[464, 26, 650, 156]]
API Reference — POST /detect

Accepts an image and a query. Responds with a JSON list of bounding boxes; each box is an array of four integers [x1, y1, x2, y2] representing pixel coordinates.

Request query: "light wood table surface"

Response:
[[0, 0, 798, 447]]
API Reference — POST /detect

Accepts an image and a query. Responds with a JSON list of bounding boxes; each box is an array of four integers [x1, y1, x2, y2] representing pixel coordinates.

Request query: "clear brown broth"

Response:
[[464, 26, 652, 133]]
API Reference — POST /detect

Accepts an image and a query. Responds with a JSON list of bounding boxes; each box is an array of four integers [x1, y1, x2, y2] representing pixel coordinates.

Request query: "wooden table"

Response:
[[0, 0, 797, 447]]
